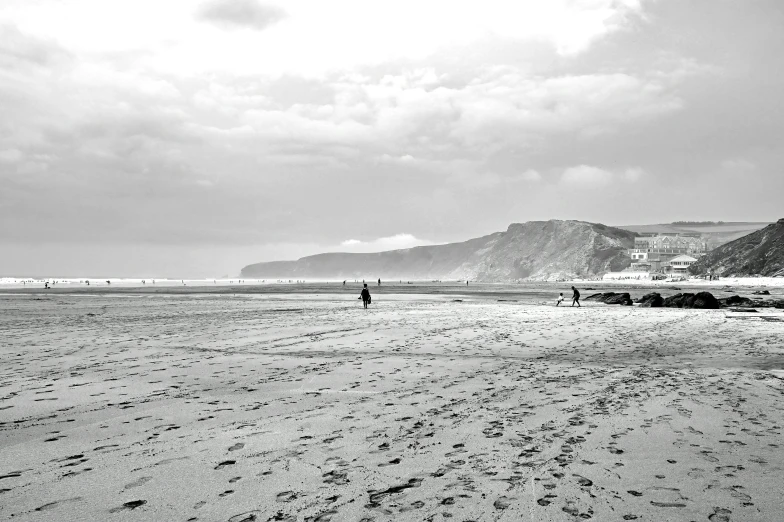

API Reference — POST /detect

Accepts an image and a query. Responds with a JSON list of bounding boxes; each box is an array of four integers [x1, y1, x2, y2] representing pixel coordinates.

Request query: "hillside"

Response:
[[689, 218, 784, 277], [617, 221, 770, 250], [241, 220, 637, 282]]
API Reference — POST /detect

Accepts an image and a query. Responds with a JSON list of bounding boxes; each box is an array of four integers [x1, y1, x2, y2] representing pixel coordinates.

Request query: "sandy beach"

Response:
[[1, 287, 783, 521]]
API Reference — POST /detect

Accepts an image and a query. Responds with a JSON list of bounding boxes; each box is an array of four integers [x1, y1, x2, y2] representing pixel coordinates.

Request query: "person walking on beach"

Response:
[[571, 286, 581, 307], [556, 292, 564, 306], [378, 278, 381, 286], [359, 284, 371, 309]]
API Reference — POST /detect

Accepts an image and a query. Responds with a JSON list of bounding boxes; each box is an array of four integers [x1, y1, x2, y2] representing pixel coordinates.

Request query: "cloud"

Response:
[[197, 0, 286, 31], [622, 167, 645, 182], [338, 234, 433, 252], [560, 165, 614, 187], [0, 149, 23, 163], [721, 158, 756, 171], [4, 0, 783, 276], [0, 23, 72, 70], [517, 169, 542, 182], [560, 165, 644, 187]]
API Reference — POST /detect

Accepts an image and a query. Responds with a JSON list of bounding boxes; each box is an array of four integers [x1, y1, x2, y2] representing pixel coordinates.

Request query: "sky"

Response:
[[1, 0, 783, 277]]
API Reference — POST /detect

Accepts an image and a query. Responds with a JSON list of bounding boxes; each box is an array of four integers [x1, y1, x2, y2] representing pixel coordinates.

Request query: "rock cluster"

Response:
[[636, 293, 664, 307], [584, 292, 633, 306], [662, 292, 720, 309], [588, 291, 721, 309], [718, 295, 784, 309]]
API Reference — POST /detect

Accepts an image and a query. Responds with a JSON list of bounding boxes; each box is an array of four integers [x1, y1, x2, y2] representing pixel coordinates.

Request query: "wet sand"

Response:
[[1, 290, 783, 521]]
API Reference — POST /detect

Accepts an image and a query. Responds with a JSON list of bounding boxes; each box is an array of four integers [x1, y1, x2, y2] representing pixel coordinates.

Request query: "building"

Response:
[[664, 254, 698, 276], [628, 233, 709, 274], [633, 233, 707, 253]]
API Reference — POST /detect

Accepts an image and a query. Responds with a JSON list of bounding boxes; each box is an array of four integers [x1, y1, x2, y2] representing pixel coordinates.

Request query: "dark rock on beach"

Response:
[[636, 293, 664, 307], [663, 292, 720, 309], [718, 295, 755, 307], [585, 292, 633, 306], [717, 295, 784, 309]]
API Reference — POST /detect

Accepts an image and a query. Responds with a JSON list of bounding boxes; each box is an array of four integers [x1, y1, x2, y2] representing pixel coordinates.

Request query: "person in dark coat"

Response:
[[359, 284, 371, 309], [571, 286, 581, 307]]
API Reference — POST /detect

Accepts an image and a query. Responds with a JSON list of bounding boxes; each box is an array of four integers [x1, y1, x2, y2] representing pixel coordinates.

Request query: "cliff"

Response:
[[690, 218, 784, 277], [241, 220, 637, 282]]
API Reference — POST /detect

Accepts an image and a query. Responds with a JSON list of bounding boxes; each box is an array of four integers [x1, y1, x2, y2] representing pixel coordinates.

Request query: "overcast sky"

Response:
[[2, 0, 782, 277]]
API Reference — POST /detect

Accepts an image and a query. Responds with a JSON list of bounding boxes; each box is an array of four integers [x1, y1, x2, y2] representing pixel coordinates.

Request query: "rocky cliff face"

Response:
[[241, 220, 636, 282], [690, 218, 784, 277]]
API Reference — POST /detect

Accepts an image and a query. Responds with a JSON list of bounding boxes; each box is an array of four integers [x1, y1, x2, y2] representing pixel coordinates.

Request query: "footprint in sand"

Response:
[[35, 497, 84, 512], [537, 494, 557, 506], [399, 500, 425, 512], [708, 507, 732, 521], [562, 499, 593, 518], [493, 496, 513, 510], [322, 469, 349, 485], [215, 460, 236, 470], [276, 491, 298, 502], [228, 511, 262, 522], [228, 443, 245, 452], [108, 500, 147, 513], [647, 486, 688, 508], [120, 474, 153, 491], [571, 474, 592, 487], [366, 478, 423, 508], [305, 510, 338, 522]]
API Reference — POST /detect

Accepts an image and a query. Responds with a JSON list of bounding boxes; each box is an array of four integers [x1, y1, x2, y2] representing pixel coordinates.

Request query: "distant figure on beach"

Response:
[[466, 280, 469, 286], [359, 284, 371, 309], [378, 278, 381, 286], [571, 286, 581, 307], [44, 282, 49, 289], [556, 292, 564, 306], [343, 280, 346, 286], [106, 280, 110, 285]]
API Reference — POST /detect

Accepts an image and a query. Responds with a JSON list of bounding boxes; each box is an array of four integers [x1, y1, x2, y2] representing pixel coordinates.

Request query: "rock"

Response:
[[686, 292, 721, 309], [718, 295, 754, 307], [663, 293, 687, 308], [636, 292, 664, 308], [752, 290, 771, 295], [585, 292, 632, 306], [604, 293, 633, 305], [663, 292, 720, 309]]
